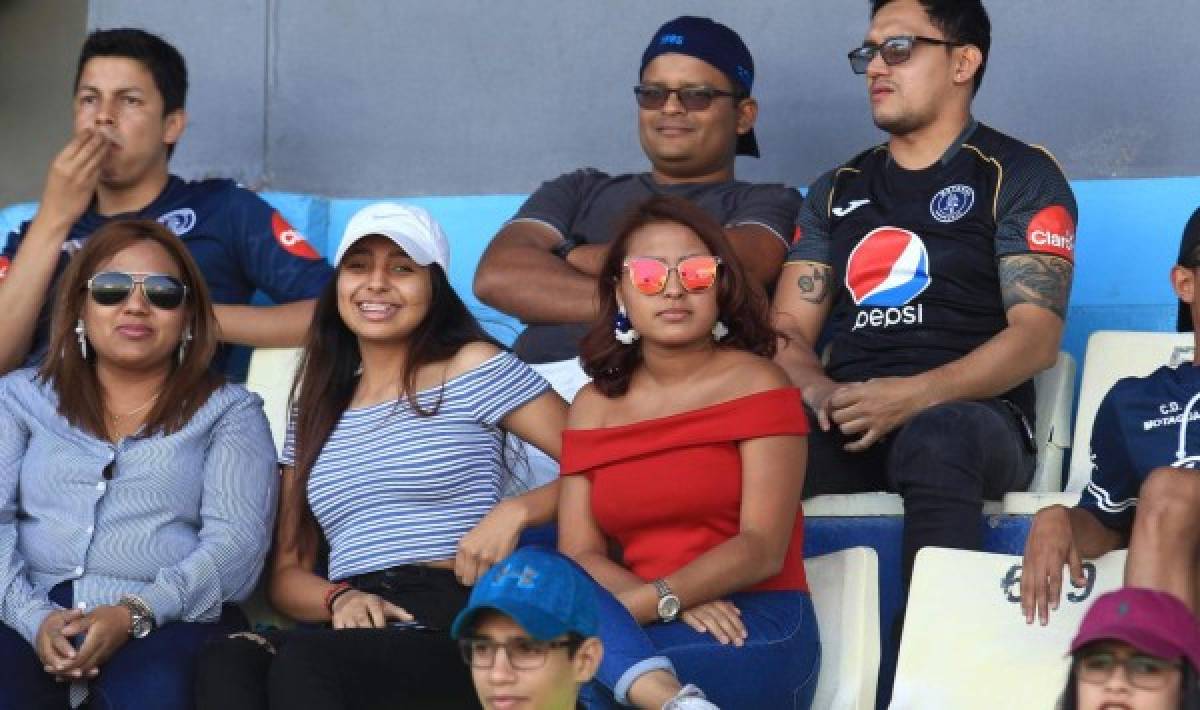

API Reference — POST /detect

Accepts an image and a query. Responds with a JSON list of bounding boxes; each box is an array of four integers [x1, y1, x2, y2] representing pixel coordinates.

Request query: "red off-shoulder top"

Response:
[[561, 387, 810, 593]]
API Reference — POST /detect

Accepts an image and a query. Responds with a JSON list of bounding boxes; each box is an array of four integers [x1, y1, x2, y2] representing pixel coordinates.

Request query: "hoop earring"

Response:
[[75, 319, 88, 359], [178, 326, 193, 365], [712, 320, 729, 342], [613, 302, 639, 345]]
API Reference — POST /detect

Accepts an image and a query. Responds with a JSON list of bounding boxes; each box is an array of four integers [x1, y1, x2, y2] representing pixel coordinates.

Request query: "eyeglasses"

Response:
[[848, 35, 964, 74], [458, 637, 574, 670], [633, 85, 741, 112], [623, 255, 722, 296], [1076, 651, 1182, 691], [86, 271, 188, 310]]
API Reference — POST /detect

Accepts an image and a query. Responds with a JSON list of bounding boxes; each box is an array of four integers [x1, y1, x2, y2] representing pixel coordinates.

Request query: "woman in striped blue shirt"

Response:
[[196, 203, 566, 709], [0, 220, 278, 710]]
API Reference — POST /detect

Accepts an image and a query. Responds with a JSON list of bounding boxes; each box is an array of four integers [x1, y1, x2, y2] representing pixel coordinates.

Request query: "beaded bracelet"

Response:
[[324, 581, 353, 614]]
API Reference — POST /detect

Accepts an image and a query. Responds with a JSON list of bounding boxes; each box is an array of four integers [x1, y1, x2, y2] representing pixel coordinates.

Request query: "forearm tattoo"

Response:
[[999, 254, 1073, 319], [795, 263, 833, 305]]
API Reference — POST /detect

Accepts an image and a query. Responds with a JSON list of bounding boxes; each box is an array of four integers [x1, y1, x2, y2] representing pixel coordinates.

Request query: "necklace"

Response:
[[108, 394, 159, 425]]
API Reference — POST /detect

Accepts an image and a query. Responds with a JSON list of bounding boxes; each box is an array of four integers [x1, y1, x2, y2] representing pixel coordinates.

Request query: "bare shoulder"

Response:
[[566, 383, 607, 429], [446, 341, 505, 379], [715, 349, 792, 397]]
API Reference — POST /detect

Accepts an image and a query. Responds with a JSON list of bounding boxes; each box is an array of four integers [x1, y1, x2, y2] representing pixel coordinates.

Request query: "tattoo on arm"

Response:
[[796, 263, 832, 305], [999, 255, 1072, 319]]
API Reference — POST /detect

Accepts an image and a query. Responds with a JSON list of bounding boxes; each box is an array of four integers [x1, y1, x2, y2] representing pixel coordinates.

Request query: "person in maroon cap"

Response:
[[1060, 587, 1200, 710]]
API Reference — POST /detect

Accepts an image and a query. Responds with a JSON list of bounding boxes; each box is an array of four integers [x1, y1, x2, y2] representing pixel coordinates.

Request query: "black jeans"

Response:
[[803, 399, 1035, 587], [195, 565, 479, 710]]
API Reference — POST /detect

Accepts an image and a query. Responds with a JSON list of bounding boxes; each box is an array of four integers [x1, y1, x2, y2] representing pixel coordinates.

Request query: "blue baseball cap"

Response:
[[450, 548, 599, 641], [640, 16, 760, 158]]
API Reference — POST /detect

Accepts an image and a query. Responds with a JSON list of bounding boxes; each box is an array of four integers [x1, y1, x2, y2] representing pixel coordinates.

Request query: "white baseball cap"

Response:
[[334, 202, 450, 270]]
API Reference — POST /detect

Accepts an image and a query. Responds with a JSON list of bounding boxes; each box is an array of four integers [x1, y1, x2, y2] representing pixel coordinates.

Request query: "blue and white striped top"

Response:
[[0, 369, 278, 644], [282, 351, 549, 581]]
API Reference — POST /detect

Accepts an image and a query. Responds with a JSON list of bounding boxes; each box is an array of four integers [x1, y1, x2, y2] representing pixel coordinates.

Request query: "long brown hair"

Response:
[[38, 219, 223, 438], [285, 260, 504, 537], [579, 194, 778, 397]]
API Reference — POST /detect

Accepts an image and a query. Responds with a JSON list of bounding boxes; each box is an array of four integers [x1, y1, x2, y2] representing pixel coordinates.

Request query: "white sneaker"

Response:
[[661, 684, 720, 709]]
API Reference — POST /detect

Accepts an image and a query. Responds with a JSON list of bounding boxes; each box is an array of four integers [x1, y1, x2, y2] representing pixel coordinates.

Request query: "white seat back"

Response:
[[806, 547, 881, 710], [1030, 352, 1076, 492], [890, 547, 1127, 710], [244, 347, 304, 457], [1066, 331, 1194, 492]]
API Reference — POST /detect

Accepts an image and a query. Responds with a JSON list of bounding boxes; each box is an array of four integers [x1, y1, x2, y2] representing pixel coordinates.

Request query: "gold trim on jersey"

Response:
[[960, 143, 1003, 222]]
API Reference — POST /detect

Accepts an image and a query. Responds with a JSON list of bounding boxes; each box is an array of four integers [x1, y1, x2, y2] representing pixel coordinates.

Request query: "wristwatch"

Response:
[[653, 579, 681, 622], [551, 233, 586, 260], [117, 594, 155, 639]]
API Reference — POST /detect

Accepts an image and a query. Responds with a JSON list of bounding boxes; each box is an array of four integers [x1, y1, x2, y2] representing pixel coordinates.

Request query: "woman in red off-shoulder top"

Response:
[[558, 195, 820, 710]]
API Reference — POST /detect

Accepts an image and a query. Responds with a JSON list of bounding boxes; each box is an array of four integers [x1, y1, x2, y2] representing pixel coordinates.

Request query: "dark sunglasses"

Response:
[[86, 271, 188, 310], [633, 84, 741, 112], [848, 35, 964, 74]]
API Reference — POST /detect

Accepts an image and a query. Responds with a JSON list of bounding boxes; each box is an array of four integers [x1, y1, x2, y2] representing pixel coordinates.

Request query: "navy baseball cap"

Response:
[[640, 16, 760, 158], [450, 548, 598, 641], [1176, 207, 1200, 332]]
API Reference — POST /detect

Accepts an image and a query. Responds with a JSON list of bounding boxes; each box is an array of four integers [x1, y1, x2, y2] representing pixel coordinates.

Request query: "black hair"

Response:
[[75, 28, 188, 157], [1058, 648, 1200, 709], [870, 0, 991, 94]]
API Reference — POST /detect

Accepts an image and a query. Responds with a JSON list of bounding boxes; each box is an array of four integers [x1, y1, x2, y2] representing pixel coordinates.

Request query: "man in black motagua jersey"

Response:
[[771, 0, 1077, 587]]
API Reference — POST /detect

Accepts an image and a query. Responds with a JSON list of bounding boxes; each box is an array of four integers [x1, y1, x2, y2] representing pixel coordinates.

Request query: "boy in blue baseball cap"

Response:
[[453, 548, 604, 710]]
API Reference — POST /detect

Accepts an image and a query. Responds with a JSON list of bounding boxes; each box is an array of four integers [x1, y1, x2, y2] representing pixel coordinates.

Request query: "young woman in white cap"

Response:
[[195, 202, 566, 709]]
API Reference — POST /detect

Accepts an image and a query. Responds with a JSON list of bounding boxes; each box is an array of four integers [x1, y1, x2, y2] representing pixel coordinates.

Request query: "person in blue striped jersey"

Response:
[[0, 219, 279, 710], [195, 202, 568, 709]]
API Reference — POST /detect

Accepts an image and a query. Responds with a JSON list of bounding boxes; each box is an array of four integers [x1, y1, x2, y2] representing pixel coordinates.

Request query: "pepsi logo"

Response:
[[1025, 205, 1076, 262], [930, 184, 975, 223], [845, 227, 932, 307], [271, 212, 321, 260], [157, 208, 197, 236], [0, 255, 9, 280]]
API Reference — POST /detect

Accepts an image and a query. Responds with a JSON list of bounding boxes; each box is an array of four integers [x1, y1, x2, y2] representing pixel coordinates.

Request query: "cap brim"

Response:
[[736, 129, 760, 158], [335, 229, 439, 268], [1073, 624, 1189, 665], [450, 601, 572, 641]]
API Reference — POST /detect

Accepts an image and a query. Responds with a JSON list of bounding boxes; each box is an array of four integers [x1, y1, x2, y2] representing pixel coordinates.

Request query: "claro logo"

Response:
[[1025, 205, 1076, 262]]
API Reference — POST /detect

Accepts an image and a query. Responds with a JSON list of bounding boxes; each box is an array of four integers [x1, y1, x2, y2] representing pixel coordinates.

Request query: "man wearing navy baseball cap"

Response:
[[453, 548, 603, 710], [772, 0, 1077, 601], [474, 16, 800, 484]]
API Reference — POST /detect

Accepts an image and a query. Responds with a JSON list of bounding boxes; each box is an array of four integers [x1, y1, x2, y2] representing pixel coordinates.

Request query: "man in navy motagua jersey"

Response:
[[0, 28, 332, 377], [770, 0, 1077, 585], [1022, 207, 1200, 624]]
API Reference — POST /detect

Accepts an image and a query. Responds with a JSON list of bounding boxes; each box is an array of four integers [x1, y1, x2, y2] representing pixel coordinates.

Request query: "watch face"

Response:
[[658, 594, 681, 620], [132, 617, 152, 638]]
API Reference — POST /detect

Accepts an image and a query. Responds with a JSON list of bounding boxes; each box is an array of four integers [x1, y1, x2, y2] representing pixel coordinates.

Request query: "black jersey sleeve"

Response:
[[784, 170, 836, 266], [1077, 381, 1139, 533], [994, 148, 1078, 263], [509, 169, 604, 240]]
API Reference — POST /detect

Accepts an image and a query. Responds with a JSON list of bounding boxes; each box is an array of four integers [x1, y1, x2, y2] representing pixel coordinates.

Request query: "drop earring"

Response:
[[613, 301, 639, 345], [712, 320, 729, 342], [75, 319, 88, 359], [178, 326, 193, 365]]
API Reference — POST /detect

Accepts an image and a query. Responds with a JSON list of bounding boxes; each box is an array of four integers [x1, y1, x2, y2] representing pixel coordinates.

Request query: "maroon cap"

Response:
[[1071, 587, 1200, 670]]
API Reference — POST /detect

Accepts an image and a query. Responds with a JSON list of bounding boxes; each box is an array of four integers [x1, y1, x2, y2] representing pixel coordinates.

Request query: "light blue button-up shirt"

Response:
[[0, 368, 278, 644]]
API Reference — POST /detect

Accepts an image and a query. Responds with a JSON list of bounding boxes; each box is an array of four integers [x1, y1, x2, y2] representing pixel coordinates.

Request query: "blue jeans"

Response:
[[582, 582, 821, 710], [0, 582, 246, 710]]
